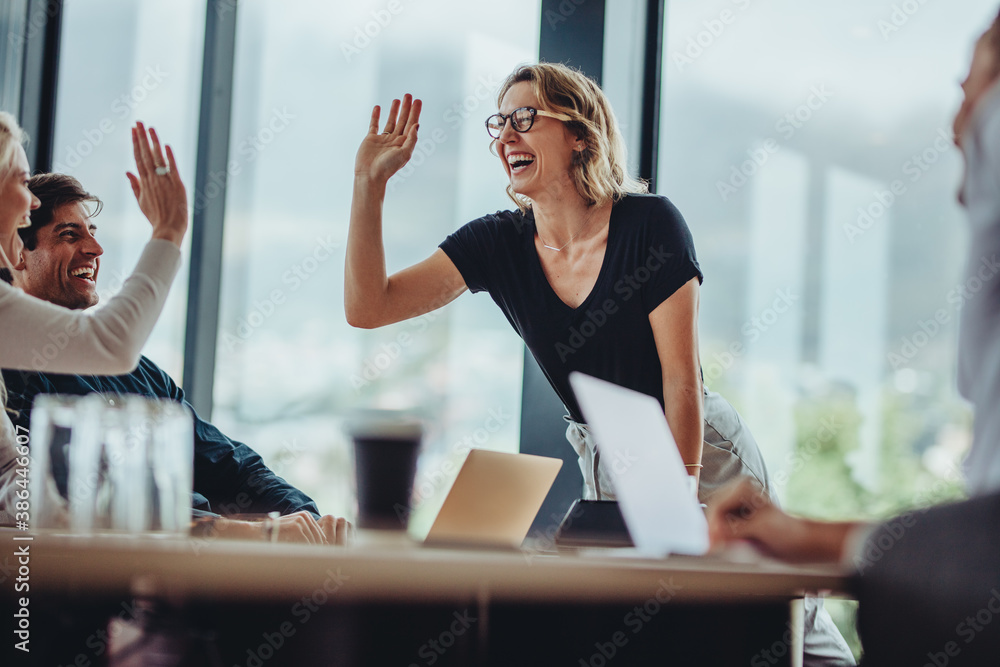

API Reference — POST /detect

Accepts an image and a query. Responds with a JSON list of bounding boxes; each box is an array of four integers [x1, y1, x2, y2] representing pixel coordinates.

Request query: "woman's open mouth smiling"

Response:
[[506, 151, 536, 174]]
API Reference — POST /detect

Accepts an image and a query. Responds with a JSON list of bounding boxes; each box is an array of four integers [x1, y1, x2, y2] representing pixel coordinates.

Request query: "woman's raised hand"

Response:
[[126, 122, 189, 248], [355, 94, 422, 184]]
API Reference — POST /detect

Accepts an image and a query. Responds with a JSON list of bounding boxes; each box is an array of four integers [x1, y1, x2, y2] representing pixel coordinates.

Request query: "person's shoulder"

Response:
[[0, 367, 39, 395], [614, 193, 692, 242], [616, 193, 686, 222], [136, 355, 163, 373], [452, 208, 534, 242], [134, 355, 179, 390], [470, 207, 532, 230]]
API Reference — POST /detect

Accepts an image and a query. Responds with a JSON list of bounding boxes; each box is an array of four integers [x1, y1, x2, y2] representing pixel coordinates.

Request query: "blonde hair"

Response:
[[0, 111, 26, 186], [494, 63, 647, 212], [0, 111, 26, 414], [0, 112, 27, 272]]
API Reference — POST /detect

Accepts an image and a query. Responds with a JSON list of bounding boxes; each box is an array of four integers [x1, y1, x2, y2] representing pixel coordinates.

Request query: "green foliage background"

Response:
[[778, 387, 968, 660]]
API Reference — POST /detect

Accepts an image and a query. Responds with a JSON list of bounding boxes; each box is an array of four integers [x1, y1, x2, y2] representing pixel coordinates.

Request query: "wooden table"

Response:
[[2, 531, 851, 666]]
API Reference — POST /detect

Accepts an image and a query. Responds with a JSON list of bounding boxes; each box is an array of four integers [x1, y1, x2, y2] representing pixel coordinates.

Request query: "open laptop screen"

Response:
[[569, 372, 709, 556], [425, 449, 562, 549]]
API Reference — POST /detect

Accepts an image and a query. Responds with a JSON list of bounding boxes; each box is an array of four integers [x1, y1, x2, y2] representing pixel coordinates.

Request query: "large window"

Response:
[[659, 0, 993, 518], [0, 0, 28, 113], [42, 0, 990, 544], [52, 0, 206, 379], [658, 2, 996, 654], [211, 0, 539, 528]]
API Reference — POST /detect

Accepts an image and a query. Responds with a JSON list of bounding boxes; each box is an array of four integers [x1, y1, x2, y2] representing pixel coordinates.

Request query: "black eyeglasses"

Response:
[[485, 107, 571, 138]]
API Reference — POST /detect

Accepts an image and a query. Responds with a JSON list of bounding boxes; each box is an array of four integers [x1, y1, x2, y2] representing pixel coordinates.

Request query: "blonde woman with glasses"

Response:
[[345, 62, 853, 666], [346, 63, 774, 510], [0, 113, 188, 523]]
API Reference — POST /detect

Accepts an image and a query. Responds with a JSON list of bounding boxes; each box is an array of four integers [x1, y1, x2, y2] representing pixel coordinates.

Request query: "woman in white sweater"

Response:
[[0, 112, 188, 523]]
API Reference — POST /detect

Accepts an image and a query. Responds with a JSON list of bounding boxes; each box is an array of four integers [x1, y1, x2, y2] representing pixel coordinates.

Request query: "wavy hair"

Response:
[[0, 111, 26, 187], [494, 63, 647, 212], [0, 112, 27, 414]]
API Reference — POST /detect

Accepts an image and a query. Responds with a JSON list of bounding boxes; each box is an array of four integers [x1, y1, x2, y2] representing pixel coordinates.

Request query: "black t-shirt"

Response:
[[440, 193, 703, 422]]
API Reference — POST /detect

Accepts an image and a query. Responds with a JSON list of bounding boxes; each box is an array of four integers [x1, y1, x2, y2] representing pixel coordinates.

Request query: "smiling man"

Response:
[[14, 175, 103, 309], [3, 173, 349, 544]]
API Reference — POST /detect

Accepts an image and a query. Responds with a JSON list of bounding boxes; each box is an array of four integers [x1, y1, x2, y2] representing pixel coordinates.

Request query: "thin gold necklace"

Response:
[[538, 211, 599, 252]]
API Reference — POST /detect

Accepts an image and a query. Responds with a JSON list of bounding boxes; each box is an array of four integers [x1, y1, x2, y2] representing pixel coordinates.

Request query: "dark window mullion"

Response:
[[18, 0, 62, 173], [182, 0, 239, 418]]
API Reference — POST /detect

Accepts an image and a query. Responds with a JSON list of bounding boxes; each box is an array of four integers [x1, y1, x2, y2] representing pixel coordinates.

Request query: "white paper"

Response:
[[569, 372, 709, 557]]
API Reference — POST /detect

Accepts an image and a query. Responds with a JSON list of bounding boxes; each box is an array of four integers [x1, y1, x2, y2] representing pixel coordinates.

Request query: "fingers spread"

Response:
[[126, 172, 141, 200], [407, 98, 423, 129], [134, 122, 155, 175], [131, 127, 146, 177], [166, 147, 188, 212], [165, 144, 177, 170], [403, 123, 420, 150], [397, 94, 412, 133], [383, 98, 401, 134], [149, 126, 167, 168]]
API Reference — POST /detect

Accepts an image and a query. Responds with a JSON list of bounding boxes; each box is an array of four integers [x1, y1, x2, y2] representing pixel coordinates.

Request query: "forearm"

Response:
[[0, 241, 180, 374], [802, 519, 862, 562], [765, 515, 862, 563], [345, 176, 390, 328], [241, 462, 320, 517], [663, 380, 704, 482]]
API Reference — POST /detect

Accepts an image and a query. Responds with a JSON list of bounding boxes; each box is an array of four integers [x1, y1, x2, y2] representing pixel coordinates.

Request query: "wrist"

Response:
[[354, 173, 388, 195], [151, 227, 185, 247]]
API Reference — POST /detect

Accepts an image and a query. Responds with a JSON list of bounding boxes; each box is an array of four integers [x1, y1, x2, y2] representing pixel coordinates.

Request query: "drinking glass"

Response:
[[31, 394, 193, 535]]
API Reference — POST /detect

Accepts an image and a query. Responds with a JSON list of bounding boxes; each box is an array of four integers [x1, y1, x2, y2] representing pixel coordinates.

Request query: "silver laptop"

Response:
[[569, 372, 709, 556], [424, 449, 562, 549]]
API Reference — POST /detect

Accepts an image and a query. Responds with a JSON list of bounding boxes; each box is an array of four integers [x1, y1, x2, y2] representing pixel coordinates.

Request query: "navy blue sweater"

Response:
[[3, 357, 320, 517]]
